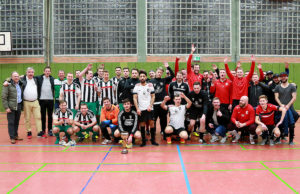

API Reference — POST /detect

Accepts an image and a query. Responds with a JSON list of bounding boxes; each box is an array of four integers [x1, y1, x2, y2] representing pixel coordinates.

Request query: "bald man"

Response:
[[228, 96, 256, 144]]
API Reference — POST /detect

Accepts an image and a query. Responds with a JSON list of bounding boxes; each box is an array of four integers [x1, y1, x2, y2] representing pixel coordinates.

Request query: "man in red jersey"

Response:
[[186, 44, 203, 90], [228, 96, 256, 144], [210, 69, 233, 111], [255, 95, 286, 146], [224, 55, 255, 109]]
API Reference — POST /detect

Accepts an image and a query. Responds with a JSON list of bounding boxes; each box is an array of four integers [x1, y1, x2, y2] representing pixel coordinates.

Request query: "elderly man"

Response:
[[2, 72, 23, 144], [228, 96, 256, 144]]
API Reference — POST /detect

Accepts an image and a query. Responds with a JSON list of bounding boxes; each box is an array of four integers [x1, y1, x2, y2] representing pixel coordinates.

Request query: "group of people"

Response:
[[2, 44, 298, 147]]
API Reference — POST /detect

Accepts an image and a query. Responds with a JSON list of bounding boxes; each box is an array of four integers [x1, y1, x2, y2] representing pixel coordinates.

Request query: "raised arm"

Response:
[[257, 63, 264, 82], [175, 56, 180, 77], [79, 63, 92, 82], [164, 62, 175, 83], [187, 44, 196, 76], [246, 55, 255, 81], [161, 96, 170, 110], [224, 57, 234, 81]]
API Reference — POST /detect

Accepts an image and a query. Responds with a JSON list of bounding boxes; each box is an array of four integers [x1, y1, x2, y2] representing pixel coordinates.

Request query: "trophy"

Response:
[[121, 131, 129, 154]]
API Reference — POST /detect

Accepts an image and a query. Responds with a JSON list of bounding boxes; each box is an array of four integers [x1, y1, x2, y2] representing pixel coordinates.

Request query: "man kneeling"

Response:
[[115, 98, 141, 148], [53, 100, 76, 146], [73, 103, 100, 142], [161, 93, 192, 144]]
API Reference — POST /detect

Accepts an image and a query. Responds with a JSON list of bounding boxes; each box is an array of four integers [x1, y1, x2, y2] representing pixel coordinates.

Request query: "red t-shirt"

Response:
[[210, 79, 232, 104], [256, 104, 279, 126], [231, 104, 255, 126], [187, 54, 203, 90]]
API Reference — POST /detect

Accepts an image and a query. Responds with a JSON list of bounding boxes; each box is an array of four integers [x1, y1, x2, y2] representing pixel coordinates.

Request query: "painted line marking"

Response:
[[259, 161, 298, 193], [7, 164, 47, 194], [239, 145, 247, 150], [79, 146, 112, 194], [177, 145, 192, 194]]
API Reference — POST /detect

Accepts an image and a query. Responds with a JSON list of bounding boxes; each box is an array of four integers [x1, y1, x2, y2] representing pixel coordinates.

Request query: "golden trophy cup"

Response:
[[121, 131, 129, 154]]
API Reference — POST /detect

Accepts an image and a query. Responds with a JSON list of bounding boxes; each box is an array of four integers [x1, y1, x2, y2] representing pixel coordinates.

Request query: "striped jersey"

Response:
[[98, 80, 116, 105], [60, 82, 81, 109], [80, 78, 98, 103], [54, 78, 67, 100], [93, 76, 103, 84], [53, 108, 73, 126], [110, 76, 122, 87], [74, 110, 97, 126]]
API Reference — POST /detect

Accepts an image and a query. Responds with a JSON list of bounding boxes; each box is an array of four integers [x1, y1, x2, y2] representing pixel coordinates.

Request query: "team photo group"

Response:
[[2, 44, 298, 148]]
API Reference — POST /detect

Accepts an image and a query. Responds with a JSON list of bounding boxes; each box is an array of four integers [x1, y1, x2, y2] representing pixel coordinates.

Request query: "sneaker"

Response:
[[68, 140, 76, 146], [210, 135, 218, 143], [220, 136, 227, 144], [193, 132, 199, 137], [11, 139, 16, 144], [260, 138, 267, 145], [166, 137, 172, 144], [249, 136, 255, 145], [37, 131, 45, 138], [101, 139, 112, 145], [180, 138, 185, 144], [48, 130, 53, 136], [199, 139, 207, 144], [269, 139, 274, 146], [27, 132, 32, 139], [59, 140, 67, 146], [232, 133, 240, 143], [289, 141, 295, 146]]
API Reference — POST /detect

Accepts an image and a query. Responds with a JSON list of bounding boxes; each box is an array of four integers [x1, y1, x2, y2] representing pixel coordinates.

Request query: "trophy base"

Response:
[[121, 149, 128, 154]]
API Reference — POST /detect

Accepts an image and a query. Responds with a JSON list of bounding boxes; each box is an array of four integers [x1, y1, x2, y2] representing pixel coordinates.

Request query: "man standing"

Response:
[[111, 66, 122, 87], [37, 67, 55, 137], [54, 70, 66, 109], [168, 71, 190, 104], [228, 96, 256, 144], [150, 62, 174, 140], [2, 71, 23, 144], [125, 68, 140, 105], [186, 44, 203, 90], [98, 71, 116, 107], [133, 70, 158, 146], [59, 72, 81, 115], [117, 67, 130, 109], [274, 72, 297, 145], [21, 67, 42, 139]]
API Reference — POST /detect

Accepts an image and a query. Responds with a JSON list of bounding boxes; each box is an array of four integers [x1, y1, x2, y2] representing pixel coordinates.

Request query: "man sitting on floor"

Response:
[[160, 93, 192, 144]]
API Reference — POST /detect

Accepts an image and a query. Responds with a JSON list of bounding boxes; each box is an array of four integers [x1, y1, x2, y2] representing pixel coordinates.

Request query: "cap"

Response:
[[266, 71, 273, 75], [273, 73, 279, 78], [280, 72, 288, 77]]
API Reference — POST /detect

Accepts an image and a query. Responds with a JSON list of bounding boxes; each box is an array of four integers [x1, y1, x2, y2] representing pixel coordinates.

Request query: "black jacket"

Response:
[[248, 82, 266, 108], [20, 76, 39, 100], [117, 77, 130, 103], [206, 106, 230, 126], [124, 78, 140, 104], [36, 74, 55, 99]]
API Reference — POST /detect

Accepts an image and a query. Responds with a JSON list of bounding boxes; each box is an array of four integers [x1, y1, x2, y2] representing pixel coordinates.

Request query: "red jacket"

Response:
[[210, 79, 232, 104], [231, 104, 255, 126], [187, 54, 203, 90], [225, 61, 255, 100]]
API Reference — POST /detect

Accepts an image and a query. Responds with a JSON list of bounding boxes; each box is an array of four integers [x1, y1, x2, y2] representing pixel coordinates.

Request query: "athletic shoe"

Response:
[[249, 136, 255, 145], [232, 133, 240, 143], [166, 137, 172, 144], [180, 138, 185, 144], [11, 139, 16, 144], [102, 139, 112, 145], [289, 141, 295, 146], [193, 132, 199, 137], [260, 138, 267, 145], [37, 131, 45, 138], [199, 139, 207, 144], [210, 135, 218, 143], [48, 130, 53, 136], [27, 132, 32, 139], [269, 139, 274, 146], [68, 140, 76, 146], [151, 140, 159, 146], [59, 140, 68, 146], [15, 136, 23, 141], [220, 136, 227, 144]]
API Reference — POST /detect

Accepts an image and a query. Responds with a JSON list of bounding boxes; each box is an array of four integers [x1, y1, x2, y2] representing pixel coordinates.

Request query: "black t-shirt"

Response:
[[118, 109, 138, 134], [188, 90, 208, 115]]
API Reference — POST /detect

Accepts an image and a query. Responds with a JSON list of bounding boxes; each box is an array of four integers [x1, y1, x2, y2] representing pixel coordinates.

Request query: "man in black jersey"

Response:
[[125, 68, 140, 106], [117, 67, 130, 110], [150, 62, 174, 140], [168, 71, 190, 104], [116, 98, 141, 147], [187, 82, 208, 143]]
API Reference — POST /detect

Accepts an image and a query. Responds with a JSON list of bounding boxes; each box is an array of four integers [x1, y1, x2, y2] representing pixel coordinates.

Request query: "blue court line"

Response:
[[177, 145, 192, 194], [79, 146, 112, 194]]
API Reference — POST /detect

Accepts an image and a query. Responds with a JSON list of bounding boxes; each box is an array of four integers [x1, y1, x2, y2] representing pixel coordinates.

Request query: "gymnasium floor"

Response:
[[1, 113, 300, 194]]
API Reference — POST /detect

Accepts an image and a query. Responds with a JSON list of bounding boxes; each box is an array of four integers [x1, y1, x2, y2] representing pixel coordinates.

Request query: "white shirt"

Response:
[[23, 77, 38, 101], [133, 83, 154, 111], [169, 105, 186, 129]]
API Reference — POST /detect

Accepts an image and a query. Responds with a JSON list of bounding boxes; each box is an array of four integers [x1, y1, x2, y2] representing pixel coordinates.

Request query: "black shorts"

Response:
[[188, 109, 203, 120], [167, 125, 186, 136], [139, 110, 154, 122]]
